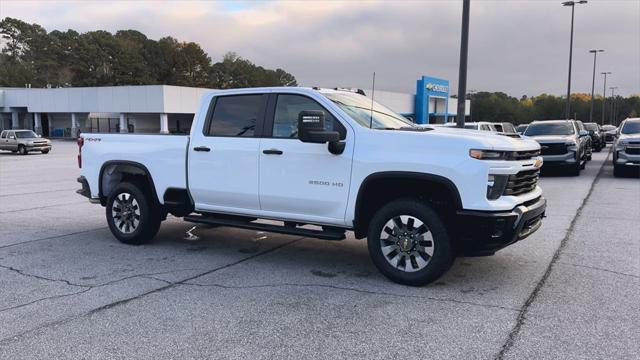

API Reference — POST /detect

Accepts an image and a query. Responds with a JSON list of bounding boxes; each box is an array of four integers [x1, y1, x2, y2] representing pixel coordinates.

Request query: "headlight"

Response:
[[487, 174, 509, 200], [615, 141, 627, 151], [469, 149, 506, 160], [565, 141, 577, 150]]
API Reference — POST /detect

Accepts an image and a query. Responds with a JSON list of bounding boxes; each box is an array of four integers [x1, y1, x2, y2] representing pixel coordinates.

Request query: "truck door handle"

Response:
[[193, 146, 211, 152], [262, 149, 283, 155]]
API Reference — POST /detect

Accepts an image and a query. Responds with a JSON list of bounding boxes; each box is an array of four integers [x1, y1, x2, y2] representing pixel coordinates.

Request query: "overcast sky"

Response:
[[1, 0, 638, 96]]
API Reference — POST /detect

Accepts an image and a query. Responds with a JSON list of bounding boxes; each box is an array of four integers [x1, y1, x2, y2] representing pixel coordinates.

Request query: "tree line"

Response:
[[0, 17, 297, 89], [1, 17, 637, 125], [465, 92, 639, 126]]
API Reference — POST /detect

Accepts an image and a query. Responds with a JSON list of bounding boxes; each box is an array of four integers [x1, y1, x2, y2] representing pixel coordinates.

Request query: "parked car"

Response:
[[523, 120, 589, 176], [491, 122, 517, 134], [583, 122, 605, 152], [0, 129, 52, 155], [602, 124, 617, 142], [613, 118, 640, 177], [76, 87, 546, 286], [516, 124, 529, 135], [575, 121, 593, 160], [435, 122, 497, 131]]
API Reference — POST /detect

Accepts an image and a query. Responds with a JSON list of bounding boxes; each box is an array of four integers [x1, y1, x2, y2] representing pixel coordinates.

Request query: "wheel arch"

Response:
[[353, 172, 462, 239], [99, 160, 160, 207]]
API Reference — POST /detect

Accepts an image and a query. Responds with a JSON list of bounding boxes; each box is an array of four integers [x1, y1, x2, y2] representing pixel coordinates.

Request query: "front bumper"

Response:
[[541, 152, 578, 167], [615, 150, 640, 165], [26, 144, 52, 151], [455, 196, 546, 255]]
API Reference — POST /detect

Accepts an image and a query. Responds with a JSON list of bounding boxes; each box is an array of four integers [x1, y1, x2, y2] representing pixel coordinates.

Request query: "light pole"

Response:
[[609, 86, 617, 125], [456, 0, 471, 128], [601, 71, 611, 124], [562, 0, 588, 119], [588, 49, 603, 123]]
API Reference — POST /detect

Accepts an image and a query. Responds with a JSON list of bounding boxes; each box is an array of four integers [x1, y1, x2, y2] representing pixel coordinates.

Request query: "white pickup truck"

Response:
[[77, 87, 546, 285]]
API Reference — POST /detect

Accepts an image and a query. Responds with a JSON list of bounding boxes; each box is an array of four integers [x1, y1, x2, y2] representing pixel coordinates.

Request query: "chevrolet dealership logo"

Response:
[[426, 83, 449, 93]]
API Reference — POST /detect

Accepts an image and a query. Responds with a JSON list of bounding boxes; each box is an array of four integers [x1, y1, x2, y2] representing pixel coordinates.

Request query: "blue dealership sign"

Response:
[[415, 76, 449, 124]]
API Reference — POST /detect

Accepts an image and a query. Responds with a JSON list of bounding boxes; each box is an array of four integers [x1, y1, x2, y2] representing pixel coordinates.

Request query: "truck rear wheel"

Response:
[[106, 182, 161, 245], [367, 199, 453, 286]]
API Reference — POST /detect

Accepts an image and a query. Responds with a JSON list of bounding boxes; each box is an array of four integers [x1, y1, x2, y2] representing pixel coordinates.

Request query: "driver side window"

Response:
[[272, 94, 345, 139]]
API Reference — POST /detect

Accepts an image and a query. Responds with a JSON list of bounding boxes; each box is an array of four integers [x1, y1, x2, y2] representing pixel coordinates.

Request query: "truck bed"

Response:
[[80, 134, 190, 203]]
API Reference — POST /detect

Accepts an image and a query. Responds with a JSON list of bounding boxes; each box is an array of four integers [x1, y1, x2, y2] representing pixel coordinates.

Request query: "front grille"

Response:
[[540, 143, 567, 156], [626, 147, 640, 155], [503, 169, 539, 196], [509, 149, 541, 161]]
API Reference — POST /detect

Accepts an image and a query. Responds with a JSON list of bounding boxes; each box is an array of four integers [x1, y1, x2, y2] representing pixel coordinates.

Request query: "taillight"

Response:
[[77, 137, 84, 168]]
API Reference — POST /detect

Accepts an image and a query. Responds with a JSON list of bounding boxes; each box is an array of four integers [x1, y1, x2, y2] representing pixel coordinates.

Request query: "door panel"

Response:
[[188, 94, 266, 212], [258, 94, 353, 223], [259, 138, 352, 222], [189, 137, 260, 211]]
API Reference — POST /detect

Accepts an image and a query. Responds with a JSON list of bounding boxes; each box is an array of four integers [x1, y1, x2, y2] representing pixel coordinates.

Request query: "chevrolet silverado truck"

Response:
[[76, 87, 546, 286], [523, 120, 590, 176], [613, 118, 640, 177]]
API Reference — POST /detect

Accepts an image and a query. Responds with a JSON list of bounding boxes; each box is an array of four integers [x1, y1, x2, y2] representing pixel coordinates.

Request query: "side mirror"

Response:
[[298, 110, 339, 144], [579, 130, 589, 137]]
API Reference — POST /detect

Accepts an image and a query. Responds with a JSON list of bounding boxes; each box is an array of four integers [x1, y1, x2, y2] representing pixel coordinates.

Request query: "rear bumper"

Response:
[[455, 196, 547, 255], [77, 176, 100, 203]]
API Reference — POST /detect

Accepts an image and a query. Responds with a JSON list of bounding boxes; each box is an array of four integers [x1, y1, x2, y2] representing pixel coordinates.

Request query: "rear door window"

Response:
[[206, 94, 266, 137]]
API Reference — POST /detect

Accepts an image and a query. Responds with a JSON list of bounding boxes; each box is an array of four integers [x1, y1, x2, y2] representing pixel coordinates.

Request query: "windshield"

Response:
[[584, 123, 599, 131], [15, 130, 38, 138], [524, 122, 575, 136], [324, 92, 414, 130], [621, 121, 640, 134], [502, 123, 517, 133]]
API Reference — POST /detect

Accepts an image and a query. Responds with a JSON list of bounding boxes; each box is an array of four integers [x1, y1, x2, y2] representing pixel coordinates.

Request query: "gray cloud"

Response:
[[1, 0, 638, 96]]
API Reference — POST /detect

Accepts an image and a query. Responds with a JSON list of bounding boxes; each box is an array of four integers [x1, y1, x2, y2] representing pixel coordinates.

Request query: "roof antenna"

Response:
[[369, 72, 376, 129]]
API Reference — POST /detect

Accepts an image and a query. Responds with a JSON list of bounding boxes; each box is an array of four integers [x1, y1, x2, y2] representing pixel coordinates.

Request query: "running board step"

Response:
[[183, 215, 346, 240]]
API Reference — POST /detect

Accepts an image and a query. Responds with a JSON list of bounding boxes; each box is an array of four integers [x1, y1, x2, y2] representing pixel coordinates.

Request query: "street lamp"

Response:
[[588, 49, 604, 123], [456, 0, 471, 128], [562, 0, 588, 119], [600, 72, 611, 125], [609, 86, 618, 125]]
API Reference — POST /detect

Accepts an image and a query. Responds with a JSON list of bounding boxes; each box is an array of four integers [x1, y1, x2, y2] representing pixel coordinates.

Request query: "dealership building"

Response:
[[0, 75, 469, 137]]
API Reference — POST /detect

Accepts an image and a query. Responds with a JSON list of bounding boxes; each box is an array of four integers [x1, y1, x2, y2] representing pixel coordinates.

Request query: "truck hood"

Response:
[[391, 126, 540, 151], [526, 135, 574, 143], [618, 134, 640, 142]]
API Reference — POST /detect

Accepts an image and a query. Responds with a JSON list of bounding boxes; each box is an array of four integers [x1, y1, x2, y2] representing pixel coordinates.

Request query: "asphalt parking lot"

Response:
[[0, 140, 638, 359]]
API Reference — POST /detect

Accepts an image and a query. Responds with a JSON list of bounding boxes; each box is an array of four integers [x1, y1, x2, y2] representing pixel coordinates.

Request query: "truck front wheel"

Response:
[[367, 199, 453, 286], [106, 182, 161, 245]]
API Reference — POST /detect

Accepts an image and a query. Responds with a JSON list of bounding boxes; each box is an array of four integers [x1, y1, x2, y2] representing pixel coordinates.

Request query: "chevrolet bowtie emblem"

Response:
[[534, 159, 543, 168]]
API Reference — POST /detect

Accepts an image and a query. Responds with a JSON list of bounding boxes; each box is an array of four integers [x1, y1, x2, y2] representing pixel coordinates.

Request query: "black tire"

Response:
[[568, 162, 581, 176], [18, 145, 27, 155], [106, 182, 162, 245], [613, 164, 622, 178], [367, 199, 453, 286], [41, 149, 50, 154]]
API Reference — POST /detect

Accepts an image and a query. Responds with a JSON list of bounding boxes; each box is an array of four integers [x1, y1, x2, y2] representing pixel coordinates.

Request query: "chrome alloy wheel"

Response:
[[111, 192, 140, 234], [379, 215, 434, 272]]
